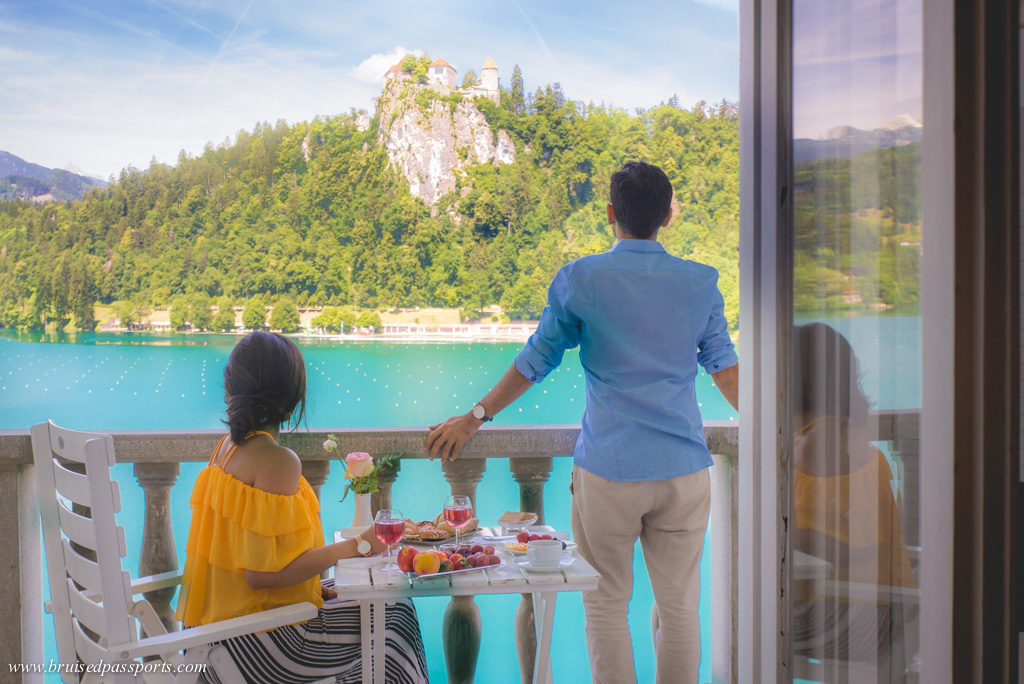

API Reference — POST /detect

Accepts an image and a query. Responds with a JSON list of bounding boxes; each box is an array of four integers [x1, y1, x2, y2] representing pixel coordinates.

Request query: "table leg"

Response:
[[372, 600, 386, 684], [531, 592, 557, 684], [360, 600, 371, 684]]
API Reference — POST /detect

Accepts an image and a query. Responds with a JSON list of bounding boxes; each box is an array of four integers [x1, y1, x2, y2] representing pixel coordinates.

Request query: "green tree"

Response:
[[270, 298, 300, 332], [355, 310, 382, 330], [461, 69, 477, 88], [338, 308, 357, 332], [188, 294, 212, 331], [113, 300, 137, 329], [168, 296, 188, 330], [311, 306, 342, 332], [211, 304, 235, 332], [509, 64, 525, 114], [242, 297, 267, 330]]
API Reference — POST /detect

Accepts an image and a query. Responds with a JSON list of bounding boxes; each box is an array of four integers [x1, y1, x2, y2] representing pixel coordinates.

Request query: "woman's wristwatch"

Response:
[[354, 533, 372, 556]]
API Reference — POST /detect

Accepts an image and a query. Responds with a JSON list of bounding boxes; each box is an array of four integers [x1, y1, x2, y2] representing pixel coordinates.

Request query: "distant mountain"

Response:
[[794, 115, 923, 164], [0, 150, 106, 202]]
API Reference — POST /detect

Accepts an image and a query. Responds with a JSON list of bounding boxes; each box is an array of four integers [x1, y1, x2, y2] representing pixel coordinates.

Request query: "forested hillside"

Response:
[[793, 142, 921, 314], [0, 75, 740, 331]]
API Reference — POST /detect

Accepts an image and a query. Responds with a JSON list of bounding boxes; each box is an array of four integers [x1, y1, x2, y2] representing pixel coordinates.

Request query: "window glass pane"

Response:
[[790, 0, 921, 681]]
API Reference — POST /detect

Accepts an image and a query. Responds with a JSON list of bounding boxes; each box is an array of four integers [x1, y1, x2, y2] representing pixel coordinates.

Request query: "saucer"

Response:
[[514, 556, 576, 572]]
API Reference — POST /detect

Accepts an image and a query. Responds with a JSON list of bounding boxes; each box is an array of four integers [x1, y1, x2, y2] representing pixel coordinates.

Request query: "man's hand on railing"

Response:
[[426, 412, 481, 463], [426, 363, 534, 462]]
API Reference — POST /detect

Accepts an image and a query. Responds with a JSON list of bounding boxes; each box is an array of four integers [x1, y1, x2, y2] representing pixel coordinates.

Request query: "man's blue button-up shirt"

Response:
[[513, 239, 738, 482]]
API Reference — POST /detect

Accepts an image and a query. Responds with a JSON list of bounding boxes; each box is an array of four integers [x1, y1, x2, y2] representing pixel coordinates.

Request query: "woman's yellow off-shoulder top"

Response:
[[175, 434, 325, 627]]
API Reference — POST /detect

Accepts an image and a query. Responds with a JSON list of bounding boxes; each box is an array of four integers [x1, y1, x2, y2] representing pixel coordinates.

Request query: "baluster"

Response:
[[510, 456, 553, 683], [301, 460, 330, 503], [441, 458, 486, 684], [371, 455, 400, 514], [134, 462, 180, 631], [301, 460, 331, 579]]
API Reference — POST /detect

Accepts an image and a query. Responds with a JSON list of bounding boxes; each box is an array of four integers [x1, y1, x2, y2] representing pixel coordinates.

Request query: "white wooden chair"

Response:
[[32, 420, 320, 683]]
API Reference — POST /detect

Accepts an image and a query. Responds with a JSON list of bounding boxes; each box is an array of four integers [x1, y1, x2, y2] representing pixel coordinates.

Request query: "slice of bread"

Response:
[[498, 511, 536, 525]]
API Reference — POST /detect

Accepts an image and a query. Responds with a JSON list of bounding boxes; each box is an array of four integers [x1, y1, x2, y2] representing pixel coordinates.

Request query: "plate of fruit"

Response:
[[503, 531, 576, 555], [396, 543, 503, 577]]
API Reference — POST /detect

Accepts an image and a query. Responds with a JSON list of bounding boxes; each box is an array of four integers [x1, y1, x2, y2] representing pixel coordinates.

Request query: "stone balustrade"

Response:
[[0, 415, 917, 684]]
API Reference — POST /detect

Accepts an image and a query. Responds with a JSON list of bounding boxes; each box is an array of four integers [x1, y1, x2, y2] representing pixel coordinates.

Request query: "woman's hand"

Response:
[[426, 412, 481, 462]]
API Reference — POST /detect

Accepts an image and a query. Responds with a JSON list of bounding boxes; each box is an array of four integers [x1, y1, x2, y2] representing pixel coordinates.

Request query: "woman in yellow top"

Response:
[[176, 331, 428, 683], [790, 323, 916, 681]]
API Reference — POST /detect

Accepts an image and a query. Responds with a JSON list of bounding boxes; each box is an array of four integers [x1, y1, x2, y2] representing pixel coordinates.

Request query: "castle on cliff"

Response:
[[384, 56, 500, 105]]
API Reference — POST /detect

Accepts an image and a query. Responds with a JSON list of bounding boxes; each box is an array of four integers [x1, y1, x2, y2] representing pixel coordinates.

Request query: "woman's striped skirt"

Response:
[[200, 580, 429, 684]]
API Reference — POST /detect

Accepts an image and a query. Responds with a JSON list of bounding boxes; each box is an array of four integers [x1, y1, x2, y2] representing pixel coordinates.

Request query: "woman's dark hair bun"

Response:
[[223, 331, 306, 443]]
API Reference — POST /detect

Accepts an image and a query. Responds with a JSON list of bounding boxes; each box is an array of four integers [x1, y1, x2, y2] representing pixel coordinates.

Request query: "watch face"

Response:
[[473, 404, 485, 419], [357, 538, 371, 554]]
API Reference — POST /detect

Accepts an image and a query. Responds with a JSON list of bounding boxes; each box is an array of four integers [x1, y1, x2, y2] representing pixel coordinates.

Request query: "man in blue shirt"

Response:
[[426, 161, 738, 683]]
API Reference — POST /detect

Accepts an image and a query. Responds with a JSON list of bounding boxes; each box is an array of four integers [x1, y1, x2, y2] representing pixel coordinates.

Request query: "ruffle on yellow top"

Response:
[[794, 447, 916, 600], [175, 465, 325, 627]]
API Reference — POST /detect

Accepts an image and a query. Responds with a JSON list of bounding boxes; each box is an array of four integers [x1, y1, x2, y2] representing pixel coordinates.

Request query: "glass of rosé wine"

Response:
[[442, 494, 473, 549], [374, 508, 405, 573]]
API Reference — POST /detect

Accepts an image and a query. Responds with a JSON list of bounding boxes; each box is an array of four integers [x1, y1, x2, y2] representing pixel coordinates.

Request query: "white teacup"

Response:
[[526, 539, 563, 567]]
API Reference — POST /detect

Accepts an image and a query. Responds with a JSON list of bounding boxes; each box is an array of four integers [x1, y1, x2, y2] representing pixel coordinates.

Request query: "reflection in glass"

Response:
[[791, 0, 922, 681], [790, 324, 917, 681]]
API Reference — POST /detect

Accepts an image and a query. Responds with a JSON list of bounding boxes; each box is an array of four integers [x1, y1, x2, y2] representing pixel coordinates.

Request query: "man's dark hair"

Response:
[[223, 331, 307, 443], [609, 161, 673, 239]]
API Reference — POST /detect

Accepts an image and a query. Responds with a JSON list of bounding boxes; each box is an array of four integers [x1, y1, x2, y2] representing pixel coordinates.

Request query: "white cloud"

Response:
[[351, 46, 423, 84], [693, 0, 738, 12]]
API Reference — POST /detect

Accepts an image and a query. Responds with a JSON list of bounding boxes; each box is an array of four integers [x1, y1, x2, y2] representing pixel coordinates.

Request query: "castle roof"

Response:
[[429, 58, 454, 69], [385, 62, 402, 74], [482, 56, 497, 70]]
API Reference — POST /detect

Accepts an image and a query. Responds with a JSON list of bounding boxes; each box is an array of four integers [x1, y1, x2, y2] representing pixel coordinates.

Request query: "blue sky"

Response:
[[0, 0, 739, 178], [793, 0, 922, 138]]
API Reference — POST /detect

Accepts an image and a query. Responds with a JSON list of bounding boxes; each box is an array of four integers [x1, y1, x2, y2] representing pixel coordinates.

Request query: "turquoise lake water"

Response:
[[0, 317, 917, 682]]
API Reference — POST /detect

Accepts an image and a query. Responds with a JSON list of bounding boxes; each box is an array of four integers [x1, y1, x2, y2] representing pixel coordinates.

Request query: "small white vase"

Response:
[[352, 492, 374, 529], [338, 492, 373, 541]]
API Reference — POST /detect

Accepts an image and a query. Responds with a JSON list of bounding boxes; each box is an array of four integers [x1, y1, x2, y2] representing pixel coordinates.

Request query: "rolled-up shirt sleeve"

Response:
[[514, 267, 581, 383], [696, 276, 738, 374]]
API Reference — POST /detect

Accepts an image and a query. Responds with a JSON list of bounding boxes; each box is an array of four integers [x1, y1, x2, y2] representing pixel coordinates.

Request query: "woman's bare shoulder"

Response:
[[249, 444, 303, 496]]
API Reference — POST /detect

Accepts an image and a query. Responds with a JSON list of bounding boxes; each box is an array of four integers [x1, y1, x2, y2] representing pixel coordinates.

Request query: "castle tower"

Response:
[[428, 58, 457, 89], [480, 57, 499, 102]]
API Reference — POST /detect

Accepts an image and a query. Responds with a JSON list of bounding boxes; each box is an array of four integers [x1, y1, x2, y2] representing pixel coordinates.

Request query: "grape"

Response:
[[470, 544, 484, 555]]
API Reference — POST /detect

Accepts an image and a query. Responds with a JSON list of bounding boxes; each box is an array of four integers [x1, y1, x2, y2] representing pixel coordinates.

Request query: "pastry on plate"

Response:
[[497, 511, 537, 526], [433, 511, 479, 536]]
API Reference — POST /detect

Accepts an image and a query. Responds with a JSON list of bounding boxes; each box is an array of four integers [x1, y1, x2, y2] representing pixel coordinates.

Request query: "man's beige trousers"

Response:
[[570, 464, 711, 684]]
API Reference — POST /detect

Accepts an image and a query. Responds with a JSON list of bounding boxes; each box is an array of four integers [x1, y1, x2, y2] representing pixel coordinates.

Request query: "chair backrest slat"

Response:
[[62, 538, 103, 595], [67, 579, 115, 643], [56, 498, 97, 551], [52, 458, 91, 507], [71, 617, 108, 663]]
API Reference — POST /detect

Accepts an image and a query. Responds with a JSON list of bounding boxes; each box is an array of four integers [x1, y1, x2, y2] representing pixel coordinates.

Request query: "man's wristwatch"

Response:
[[354, 533, 372, 556], [471, 403, 493, 423]]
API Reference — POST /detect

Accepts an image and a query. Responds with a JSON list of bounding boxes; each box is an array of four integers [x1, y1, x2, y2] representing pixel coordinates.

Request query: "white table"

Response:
[[333, 530, 600, 684]]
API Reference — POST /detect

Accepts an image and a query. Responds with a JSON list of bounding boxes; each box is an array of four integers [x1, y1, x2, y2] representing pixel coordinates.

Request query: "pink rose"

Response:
[[345, 452, 374, 478]]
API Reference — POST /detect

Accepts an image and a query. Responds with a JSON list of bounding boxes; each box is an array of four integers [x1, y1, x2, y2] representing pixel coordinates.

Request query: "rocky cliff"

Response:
[[376, 82, 514, 205]]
